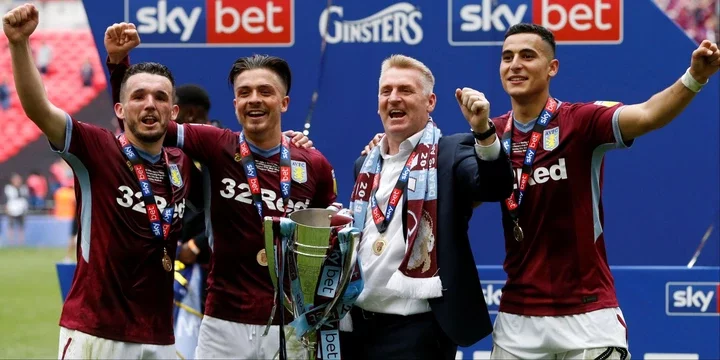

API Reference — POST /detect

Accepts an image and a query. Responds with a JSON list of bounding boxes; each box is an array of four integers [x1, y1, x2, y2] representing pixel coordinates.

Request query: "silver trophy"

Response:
[[264, 208, 362, 360]]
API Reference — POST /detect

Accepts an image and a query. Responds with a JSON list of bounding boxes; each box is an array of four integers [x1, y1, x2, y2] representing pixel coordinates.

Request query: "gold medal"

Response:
[[162, 247, 173, 272], [257, 249, 268, 266], [513, 220, 524, 242], [372, 236, 387, 256]]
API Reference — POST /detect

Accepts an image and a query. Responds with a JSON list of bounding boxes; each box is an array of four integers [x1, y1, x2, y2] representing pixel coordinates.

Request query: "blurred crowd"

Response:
[[0, 42, 97, 114], [655, 0, 720, 44], [1, 158, 75, 245]]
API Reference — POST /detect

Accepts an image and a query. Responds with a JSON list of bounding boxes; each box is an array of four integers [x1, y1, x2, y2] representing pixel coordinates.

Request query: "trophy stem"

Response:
[[306, 331, 317, 360]]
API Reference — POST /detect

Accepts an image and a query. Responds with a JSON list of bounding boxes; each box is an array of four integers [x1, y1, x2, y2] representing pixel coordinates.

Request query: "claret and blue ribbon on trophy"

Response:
[[263, 208, 364, 360]]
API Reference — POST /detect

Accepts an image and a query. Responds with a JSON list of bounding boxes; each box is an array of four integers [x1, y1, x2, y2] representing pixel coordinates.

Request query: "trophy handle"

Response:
[[262, 217, 294, 337], [264, 218, 279, 289]]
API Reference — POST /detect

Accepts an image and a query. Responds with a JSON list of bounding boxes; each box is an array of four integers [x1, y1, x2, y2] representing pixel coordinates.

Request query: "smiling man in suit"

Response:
[[341, 54, 514, 359]]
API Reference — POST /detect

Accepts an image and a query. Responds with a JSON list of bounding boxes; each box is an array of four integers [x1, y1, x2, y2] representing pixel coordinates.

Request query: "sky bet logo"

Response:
[[125, 0, 294, 47], [483, 280, 505, 314], [448, 0, 623, 46], [666, 282, 720, 316]]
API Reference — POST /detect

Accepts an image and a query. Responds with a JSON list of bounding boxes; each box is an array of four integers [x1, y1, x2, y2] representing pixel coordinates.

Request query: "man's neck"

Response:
[[385, 125, 425, 156], [386, 136, 402, 156], [244, 131, 282, 150], [511, 90, 551, 124], [126, 133, 163, 156]]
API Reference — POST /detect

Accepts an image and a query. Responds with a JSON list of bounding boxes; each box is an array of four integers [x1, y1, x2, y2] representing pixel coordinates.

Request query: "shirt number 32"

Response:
[[115, 185, 186, 218], [219, 178, 309, 213]]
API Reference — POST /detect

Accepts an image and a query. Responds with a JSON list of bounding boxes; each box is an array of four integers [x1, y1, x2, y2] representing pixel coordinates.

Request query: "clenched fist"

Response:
[[105, 22, 141, 64], [2, 3, 39, 44], [689, 40, 720, 84], [455, 87, 490, 132]]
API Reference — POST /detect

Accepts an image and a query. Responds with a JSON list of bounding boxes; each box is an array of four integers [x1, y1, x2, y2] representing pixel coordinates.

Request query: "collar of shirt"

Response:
[[512, 100, 564, 133], [379, 126, 425, 161]]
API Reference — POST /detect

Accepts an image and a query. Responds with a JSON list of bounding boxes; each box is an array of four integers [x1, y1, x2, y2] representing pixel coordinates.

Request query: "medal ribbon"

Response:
[[238, 132, 292, 220], [501, 97, 558, 220], [369, 148, 419, 234], [118, 134, 175, 241]]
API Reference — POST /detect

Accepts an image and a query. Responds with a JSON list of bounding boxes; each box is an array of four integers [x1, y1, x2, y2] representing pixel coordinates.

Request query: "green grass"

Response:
[[0, 248, 66, 359]]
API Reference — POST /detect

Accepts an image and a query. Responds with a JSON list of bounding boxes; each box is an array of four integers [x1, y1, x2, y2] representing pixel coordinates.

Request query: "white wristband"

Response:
[[680, 68, 707, 93]]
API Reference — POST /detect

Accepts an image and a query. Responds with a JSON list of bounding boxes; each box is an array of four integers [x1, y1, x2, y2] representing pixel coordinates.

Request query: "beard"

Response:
[[126, 119, 167, 144]]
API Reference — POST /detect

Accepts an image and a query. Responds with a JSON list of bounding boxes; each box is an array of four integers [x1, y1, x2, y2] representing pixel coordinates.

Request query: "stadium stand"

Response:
[[0, 29, 106, 162]]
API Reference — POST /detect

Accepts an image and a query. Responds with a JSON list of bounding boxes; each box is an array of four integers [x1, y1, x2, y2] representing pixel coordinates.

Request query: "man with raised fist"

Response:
[[341, 54, 514, 359], [3, 4, 199, 359], [487, 23, 720, 360]]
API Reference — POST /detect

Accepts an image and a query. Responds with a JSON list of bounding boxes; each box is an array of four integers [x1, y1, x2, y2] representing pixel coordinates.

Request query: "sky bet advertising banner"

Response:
[[467, 266, 720, 359], [80, 0, 719, 357]]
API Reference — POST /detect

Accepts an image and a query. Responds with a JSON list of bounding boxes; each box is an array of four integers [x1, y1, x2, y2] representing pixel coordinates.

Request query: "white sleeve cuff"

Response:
[[50, 112, 73, 154], [474, 136, 501, 161]]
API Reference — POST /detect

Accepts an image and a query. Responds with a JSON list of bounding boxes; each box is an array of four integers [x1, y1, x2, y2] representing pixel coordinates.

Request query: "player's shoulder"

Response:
[[491, 111, 512, 128], [185, 123, 238, 141], [71, 116, 115, 137], [560, 100, 624, 114], [212, 127, 243, 152], [164, 146, 189, 159], [292, 146, 331, 168], [69, 117, 128, 156], [165, 147, 199, 172], [554, 100, 623, 125]]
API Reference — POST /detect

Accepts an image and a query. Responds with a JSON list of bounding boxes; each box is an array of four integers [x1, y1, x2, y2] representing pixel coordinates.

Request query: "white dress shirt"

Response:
[[355, 128, 500, 315]]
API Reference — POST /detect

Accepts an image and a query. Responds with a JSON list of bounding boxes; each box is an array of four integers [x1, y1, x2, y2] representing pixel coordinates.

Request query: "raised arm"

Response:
[[104, 22, 140, 130], [617, 40, 720, 142], [3, 4, 67, 149], [454, 87, 512, 201]]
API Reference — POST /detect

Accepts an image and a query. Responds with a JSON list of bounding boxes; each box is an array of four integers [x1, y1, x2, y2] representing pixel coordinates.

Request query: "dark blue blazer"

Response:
[[353, 133, 514, 347]]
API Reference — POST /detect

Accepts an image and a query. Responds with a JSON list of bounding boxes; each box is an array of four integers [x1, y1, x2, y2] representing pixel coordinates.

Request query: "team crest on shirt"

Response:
[[291, 160, 307, 183], [543, 127, 560, 151], [169, 164, 183, 187]]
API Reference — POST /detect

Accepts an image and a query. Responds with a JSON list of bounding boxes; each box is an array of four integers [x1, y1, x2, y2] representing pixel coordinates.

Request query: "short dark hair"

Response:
[[227, 54, 292, 95], [505, 23, 556, 56], [210, 119, 224, 129], [177, 84, 211, 111], [119, 62, 176, 102]]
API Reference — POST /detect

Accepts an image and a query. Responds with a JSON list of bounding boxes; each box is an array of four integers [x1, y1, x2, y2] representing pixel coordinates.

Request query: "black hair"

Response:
[[119, 62, 176, 101], [505, 23, 556, 56], [227, 54, 292, 95], [210, 119, 224, 129], [176, 84, 211, 111]]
